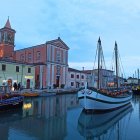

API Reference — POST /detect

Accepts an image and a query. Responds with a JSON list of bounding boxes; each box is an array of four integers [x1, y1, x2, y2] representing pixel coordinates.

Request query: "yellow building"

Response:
[[0, 58, 35, 89]]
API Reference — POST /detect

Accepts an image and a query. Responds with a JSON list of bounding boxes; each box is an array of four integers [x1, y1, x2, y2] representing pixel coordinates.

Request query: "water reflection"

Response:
[[0, 94, 79, 140], [77, 103, 133, 140]]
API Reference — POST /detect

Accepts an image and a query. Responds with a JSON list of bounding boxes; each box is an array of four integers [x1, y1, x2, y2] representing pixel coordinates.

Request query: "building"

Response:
[[0, 18, 15, 59], [0, 18, 69, 89], [15, 38, 69, 89], [84, 69, 114, 88], [127, 77, 138, 85], [0, 58, 35, 89], [67, 68, 87, 88], [0, 19, 35, 89]]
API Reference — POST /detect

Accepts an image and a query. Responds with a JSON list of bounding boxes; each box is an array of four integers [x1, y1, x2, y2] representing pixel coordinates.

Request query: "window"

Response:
[[56, 50, 61, 62], [71, 74, 74, 78], [81, 75, 84, 79], [36, 51, 41, 61], [16, 66, 19, 72], [81, 82, 84, 86], [76, 75, 79, 79], [20, 54, 24, 61], [28, 53, 32, 62], [56, 65, 61, 75], [37, 75, 39, 81], [71, 82, 74, 86], [28, 68, 31, 73], [2, 64, 6, 71]]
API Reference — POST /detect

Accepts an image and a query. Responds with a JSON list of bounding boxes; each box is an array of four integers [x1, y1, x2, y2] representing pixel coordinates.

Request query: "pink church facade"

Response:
[[14, 37, 69, 89]]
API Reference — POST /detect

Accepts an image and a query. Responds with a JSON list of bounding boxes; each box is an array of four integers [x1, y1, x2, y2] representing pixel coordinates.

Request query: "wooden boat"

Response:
[[78, 38, 132, 111], [132, 86, 140, 94], [77, 103, 133, 139], [0, 94, 24, 111], [22, 92, 39, 97]]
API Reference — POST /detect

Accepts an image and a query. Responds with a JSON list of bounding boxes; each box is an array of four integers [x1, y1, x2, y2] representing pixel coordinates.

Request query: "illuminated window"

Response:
[[0, 49, 3, 57]]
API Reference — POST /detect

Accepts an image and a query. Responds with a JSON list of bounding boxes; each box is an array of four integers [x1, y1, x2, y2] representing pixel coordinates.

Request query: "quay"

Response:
[[10, 88, 79, 97]]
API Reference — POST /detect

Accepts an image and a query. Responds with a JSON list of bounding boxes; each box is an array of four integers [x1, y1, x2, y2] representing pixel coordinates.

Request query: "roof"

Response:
[[0, 58, 35, 66], [4, 18, 11, 29], [46, 37, 69, 50], [68, 68, 84, 73], [15, 37, 69, 51]]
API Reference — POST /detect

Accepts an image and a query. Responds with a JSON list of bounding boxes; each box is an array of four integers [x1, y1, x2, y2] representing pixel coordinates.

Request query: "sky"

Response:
[[0, 0, 140, 78]]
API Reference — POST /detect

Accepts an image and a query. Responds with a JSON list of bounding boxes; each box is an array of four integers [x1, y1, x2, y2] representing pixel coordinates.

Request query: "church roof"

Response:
[[4, 18, 11, 29]]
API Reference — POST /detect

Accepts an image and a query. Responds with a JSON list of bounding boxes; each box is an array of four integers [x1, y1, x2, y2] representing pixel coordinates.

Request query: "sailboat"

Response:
[[132, 69, 140, 95], [77, 103, 133, 140], [78, 37, 132, 111]]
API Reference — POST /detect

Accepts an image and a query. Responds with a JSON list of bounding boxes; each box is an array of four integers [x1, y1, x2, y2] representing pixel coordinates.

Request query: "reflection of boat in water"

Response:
[[77, 103, 133, 139]]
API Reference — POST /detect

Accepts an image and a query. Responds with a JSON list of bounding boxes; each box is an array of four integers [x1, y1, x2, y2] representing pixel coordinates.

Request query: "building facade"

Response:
[[0, 59, 35, 89], [84, 69, 114, 88], [67, 68, 87, 88], [0, 19, 69, 89], [14, 38, 69, 89]]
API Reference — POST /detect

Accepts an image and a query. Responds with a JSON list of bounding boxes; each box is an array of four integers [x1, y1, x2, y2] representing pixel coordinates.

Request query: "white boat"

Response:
[[78, 38, 132, 111], [77, 103, 133, 139]]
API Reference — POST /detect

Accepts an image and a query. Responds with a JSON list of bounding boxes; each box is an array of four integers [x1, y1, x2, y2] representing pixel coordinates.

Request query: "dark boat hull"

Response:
[[132, 89, 140, 95], [0, 96, 24, 111]]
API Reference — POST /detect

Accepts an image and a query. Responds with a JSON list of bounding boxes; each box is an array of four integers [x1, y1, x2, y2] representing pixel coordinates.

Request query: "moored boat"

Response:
[[0, 94, 24, 111], [78, 38, 132, 111], [22, 92, 39, 97]]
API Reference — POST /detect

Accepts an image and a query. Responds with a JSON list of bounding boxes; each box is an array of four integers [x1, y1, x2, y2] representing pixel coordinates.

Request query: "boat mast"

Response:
[[138, 68, 139, 85], [97, 37, 101, 89], [114, 41, 119, 89]]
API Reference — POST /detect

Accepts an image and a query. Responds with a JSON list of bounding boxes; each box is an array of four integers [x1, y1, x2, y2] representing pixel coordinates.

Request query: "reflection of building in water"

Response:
[[0, 94, 79, 140], [78, 103, 133, 140], [23, 94, 79, 118]]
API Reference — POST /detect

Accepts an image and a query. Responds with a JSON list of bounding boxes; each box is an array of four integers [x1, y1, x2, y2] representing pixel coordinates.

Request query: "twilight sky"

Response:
[[0, 0, 140, 77]]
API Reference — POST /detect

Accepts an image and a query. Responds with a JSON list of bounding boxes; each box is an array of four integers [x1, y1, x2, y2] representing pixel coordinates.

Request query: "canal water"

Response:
[[0, 94, 140, 140]]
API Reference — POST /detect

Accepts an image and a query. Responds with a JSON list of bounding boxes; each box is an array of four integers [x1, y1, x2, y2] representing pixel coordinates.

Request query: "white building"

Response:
[[84, 69, 114, 88], [67, 68, 87, 88]]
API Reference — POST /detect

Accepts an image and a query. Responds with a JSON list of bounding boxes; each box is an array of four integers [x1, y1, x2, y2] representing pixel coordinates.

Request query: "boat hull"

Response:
[[0, 96, 24, 111], [78, 89, 132, 111], [132, 89, 140, 95]]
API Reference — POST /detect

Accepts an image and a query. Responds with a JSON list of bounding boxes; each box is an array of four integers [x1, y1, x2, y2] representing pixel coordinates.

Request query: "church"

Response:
[[0, 18, 69, 89]]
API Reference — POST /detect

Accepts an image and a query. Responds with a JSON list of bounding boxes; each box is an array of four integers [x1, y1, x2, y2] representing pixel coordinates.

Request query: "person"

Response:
[[18, 82, 21, 91], [13, 82, 17, 91]]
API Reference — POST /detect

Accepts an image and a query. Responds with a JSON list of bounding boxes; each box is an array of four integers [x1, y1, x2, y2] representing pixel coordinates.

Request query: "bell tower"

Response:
[[0, 18, 16, 59]]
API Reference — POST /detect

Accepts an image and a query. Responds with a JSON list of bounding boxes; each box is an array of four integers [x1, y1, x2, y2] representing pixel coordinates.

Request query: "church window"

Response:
[[36, 51, 41, 61], [28, 53, 32, 62], [56, 50, 61, 62], [20, 54, 24, 61]]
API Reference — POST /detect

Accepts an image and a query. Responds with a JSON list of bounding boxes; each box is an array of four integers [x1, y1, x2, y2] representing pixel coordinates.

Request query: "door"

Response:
[[56, 76, 60, 88], [26, 79, 30, 89]]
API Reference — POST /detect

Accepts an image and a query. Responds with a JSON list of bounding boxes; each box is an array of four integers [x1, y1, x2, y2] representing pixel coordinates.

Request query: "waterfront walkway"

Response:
[[11, 88, 79, 97]]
